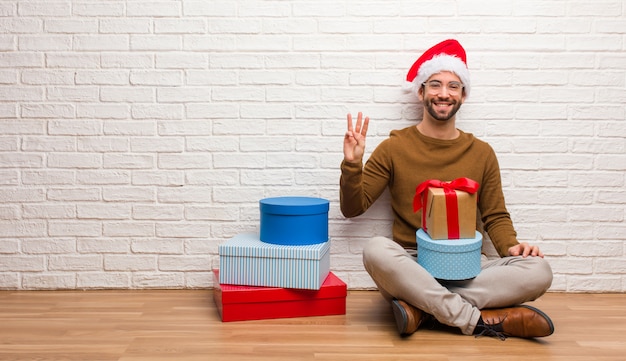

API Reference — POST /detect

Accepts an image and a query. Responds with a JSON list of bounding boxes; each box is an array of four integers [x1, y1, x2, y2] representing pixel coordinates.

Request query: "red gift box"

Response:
[[212, 269, 347, 322], [413, 178, 479, 240]]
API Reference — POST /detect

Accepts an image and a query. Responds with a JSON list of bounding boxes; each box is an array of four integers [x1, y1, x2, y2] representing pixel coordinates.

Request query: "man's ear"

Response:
[[417, 86, 424, 101]]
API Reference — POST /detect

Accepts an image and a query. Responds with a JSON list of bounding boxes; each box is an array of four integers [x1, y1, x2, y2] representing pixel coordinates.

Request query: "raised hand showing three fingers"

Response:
[[343, 112, 369, 163]]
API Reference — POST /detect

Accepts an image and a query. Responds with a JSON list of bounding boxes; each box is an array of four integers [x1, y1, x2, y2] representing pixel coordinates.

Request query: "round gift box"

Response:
[[260, 196, 329, 245], [416, 228, 482, 281]]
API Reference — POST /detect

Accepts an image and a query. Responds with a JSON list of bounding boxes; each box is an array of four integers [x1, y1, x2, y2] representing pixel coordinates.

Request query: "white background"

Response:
[[0, 0, 624, 291]]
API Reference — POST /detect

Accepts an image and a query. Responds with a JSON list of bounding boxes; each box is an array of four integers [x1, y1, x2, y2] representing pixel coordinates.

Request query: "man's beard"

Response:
[[424, 99, 462, 121]]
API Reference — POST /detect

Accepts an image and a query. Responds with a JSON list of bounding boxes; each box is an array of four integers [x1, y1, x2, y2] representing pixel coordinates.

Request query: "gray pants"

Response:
[[362, 236, 553, 335]]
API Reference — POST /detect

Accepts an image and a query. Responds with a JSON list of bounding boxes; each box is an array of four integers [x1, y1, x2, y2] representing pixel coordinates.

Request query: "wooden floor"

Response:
[[0, 290, 625, 361]]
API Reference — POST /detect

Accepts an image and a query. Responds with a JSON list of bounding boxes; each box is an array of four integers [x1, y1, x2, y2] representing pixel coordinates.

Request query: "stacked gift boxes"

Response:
[[413, 178, 483, 281], [214, 196, 347, 322]]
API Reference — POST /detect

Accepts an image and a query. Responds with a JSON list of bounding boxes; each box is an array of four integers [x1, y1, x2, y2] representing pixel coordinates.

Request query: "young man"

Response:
[[339, 39, 554, 340]]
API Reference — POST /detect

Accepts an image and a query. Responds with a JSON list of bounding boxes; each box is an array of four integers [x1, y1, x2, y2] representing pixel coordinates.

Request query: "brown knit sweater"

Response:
[[340, 125, 518, 257]]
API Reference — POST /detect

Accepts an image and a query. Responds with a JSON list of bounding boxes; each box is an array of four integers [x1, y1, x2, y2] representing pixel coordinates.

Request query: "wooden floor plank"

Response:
[[0, 290, 625, 361]]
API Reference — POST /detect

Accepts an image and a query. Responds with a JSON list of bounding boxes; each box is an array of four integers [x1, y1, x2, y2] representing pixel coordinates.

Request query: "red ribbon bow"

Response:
[[413, 178, 480, 239]]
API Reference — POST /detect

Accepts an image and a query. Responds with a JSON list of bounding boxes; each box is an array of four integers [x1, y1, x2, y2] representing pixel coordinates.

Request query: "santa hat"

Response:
[[404, 39, 470, 98]]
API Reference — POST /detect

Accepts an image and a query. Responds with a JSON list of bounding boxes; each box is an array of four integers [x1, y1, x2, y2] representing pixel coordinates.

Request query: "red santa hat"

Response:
[[404, 39, 470, 98]]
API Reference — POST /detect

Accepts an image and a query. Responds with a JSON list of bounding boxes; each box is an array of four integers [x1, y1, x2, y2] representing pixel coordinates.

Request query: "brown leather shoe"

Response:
[[391, 299, 424, 336], [477, 305, 554, 340]]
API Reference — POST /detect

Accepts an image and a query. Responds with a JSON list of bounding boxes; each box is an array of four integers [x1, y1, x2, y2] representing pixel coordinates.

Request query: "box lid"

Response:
[[417, 228, 482, 253], [213, 269, 347, 303], [219, 233, 330, 259], [260, 196, 329, 215]]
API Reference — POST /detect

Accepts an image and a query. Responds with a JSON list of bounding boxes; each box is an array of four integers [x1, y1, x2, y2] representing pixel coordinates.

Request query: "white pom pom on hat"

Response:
[[403, 39, 471, 98]]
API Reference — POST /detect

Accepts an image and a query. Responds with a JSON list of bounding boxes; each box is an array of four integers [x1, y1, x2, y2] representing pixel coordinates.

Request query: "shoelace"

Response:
[[474, 324, 507, 341], [474, 315, 508, 341]]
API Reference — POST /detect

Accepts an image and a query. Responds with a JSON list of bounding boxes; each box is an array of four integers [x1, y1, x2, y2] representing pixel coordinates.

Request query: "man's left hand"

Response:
[[508, 243, 544, 258]]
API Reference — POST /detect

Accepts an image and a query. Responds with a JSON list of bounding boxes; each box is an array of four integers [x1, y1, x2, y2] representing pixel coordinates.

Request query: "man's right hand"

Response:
[[343, 112, 369, 163]]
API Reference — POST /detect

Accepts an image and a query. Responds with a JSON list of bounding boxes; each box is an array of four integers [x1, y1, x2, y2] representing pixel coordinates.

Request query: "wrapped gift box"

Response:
[[416, 228, 482, 280], [219, 233, 330, 290], [213, 270, 347, 322], [260, 196, 329, 245], [423, 187, 477, 240]]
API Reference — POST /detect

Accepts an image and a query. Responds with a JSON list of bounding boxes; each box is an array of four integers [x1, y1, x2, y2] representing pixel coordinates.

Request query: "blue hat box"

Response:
[[260, 196, 329, 246], [416, 228, 482, 281]]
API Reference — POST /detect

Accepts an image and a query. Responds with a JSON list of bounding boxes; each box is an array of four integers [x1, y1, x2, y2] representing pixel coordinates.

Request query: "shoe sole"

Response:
[[391, 299, 409, 335], [519, 304, 555, 336]]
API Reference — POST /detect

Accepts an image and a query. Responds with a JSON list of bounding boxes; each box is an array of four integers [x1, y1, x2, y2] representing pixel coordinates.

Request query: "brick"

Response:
[[101, 53, 154, 69], [185, 272, 213, 288], [47, 153, 102, 169], [0, 204, 19, 219], [157, 187, 213, 203], [73, 3, 124, 16], [156, 53, 208, 69], [103, 154, 154, 169], [22, 239, 75, 254], [48, 120, 102, 135], [185, 205, 239, 221], [127, 1, 181, 17], [21, 103, 75, 118], [44, 19, 98, 33], [132, 272, 185, 288], [103, 222, 155, 237], [48, 221, 102, 237], [158, 256, 211, 271], [77, 273, 130, 289], [0, 240, 19, 254], [130, 35, 181, 51], [74, 35, 129, 51], [76, 170, 131, 185], [185, 170, 239, 185], [23, 274, 75, 290], [104, 255, 156, 271], [18, 2, 71, 16], [22, 204, 76, 219], [77, 203, 132, 220], [100, 19, 151, 34], [131, 171, 184, 186], [131, 104, 183, 120], [0, 273, 20, 289], [157, 120, 212, 135], [0, 256, 45, 271], [47, 86, 99, 102], [102, 187, 155, 202], [18, 35, 71, 51], [131, 239, 184, 254], [0, 190, 45, 203], [77, 239, 130, 254], [46, 54, 99, 68], [49, 255, 102, 271], [154, 19, 207, 34], [155, 223, 211, 238], [157, 154, 212, 169], [100, 87, 154, 102], [77, 104, 130, 119]]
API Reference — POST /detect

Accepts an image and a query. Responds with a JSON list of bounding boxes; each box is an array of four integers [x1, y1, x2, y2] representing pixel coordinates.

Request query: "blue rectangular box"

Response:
[[219, 233, 331, 290], [416, 228, 482, 281], [260, 196, 329, 245]]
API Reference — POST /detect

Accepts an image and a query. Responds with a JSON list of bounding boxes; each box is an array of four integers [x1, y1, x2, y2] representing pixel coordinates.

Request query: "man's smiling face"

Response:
[[419, 71, 466, 122]]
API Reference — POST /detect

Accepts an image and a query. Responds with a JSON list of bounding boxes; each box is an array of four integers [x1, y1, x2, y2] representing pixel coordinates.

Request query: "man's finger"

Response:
[[361, 116, 369, 136]]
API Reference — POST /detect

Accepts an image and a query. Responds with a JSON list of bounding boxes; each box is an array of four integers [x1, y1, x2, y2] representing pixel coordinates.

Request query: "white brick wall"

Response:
[[0, 0, 624, 292]]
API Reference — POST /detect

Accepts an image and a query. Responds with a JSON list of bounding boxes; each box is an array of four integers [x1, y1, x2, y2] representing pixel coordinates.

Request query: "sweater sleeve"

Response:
[[479, 148, 519, 257], [339, 140, 392, 218]]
